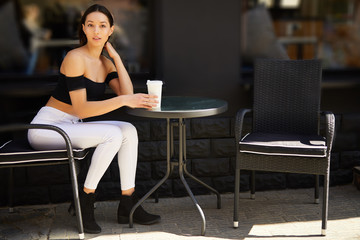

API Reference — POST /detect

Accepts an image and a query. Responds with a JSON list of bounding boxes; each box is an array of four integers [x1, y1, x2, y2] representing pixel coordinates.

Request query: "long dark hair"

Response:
[[78, 4, 114, 46]]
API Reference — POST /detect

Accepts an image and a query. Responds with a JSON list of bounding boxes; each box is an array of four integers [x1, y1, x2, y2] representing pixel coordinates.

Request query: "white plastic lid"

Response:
[[147, 80, 163, 85]]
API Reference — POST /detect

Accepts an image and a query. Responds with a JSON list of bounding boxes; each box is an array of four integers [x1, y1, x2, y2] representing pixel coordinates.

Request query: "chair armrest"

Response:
[[320, 111, 336, 154], [235, 109, 252, 144], [0, 124, 75, 161]]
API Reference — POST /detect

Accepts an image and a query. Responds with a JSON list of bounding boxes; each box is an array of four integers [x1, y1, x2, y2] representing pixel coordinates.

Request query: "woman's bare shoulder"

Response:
[[60, 48, 86, 76], [63, 48, 85, 62]]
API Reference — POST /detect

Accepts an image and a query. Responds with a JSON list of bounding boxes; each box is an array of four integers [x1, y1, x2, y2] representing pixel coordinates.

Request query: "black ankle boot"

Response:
[[80, 191, 101, 234], [117, 192, 161, 225]]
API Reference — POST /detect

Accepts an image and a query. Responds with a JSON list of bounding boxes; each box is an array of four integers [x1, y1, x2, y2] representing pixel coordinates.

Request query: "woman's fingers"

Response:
[[141, 94, 158, 108], [131, 93, 158, 109], [104, 42, 118, 59], [143, 94, 158, 102]]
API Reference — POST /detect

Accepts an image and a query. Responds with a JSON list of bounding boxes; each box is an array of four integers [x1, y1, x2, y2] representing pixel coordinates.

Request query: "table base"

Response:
[[129, 118, 222, 236]]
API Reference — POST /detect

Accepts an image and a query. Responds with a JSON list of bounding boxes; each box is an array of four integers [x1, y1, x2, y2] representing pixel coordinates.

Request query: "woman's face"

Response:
[[82, 11, 114, 47]]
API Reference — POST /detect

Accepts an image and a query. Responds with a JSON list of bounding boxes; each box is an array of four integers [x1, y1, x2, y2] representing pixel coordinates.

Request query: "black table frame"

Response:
[[127, 96, 228, 235]]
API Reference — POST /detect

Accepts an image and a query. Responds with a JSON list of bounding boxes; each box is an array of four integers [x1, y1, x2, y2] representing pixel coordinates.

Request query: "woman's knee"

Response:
[[103, 125, 124, 145], [120, 122, 138, 142]]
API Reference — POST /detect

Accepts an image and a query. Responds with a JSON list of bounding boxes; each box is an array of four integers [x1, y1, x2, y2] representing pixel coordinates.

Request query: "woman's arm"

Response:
[[104, 42, 133, 95], [69, 89, 150, 119], [62, 50, 154, 119]]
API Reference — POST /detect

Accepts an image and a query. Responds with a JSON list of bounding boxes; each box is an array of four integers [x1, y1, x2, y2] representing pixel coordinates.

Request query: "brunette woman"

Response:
[[28, 4, 160, 234]]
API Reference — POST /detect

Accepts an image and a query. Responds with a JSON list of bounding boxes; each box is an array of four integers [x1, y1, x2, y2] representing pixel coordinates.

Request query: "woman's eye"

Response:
[[87, 24, 93, 27], [101, 25, 106, 28]]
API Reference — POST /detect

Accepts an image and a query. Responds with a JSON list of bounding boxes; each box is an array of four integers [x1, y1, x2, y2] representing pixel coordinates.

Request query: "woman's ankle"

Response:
[[122, 188, 135, 196], [83, 187, 95, 194]]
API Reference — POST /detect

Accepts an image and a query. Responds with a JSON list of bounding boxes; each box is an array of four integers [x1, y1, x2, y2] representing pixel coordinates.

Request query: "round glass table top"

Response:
[[127, 96, 228, 118]]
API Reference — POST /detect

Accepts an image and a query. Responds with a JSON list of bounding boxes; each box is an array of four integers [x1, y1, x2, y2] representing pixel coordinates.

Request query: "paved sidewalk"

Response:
[[1, 184, 360, 240]]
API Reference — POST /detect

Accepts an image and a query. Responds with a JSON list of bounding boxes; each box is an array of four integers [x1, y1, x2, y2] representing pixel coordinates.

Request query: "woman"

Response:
[[27, 4, 160, 234]]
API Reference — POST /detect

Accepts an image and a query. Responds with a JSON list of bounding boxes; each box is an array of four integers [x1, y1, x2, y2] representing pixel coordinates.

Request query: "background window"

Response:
[[243, 0, 360, 70], [0, 0, 154, 76]]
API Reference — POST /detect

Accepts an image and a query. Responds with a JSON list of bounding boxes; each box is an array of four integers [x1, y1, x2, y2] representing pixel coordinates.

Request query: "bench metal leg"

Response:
[[315, 175, 320, 204], [322, 173, 329, 236], [69, 158, 84, 239], [233, 154, 240, 228], [250, 171, 255, 199], [8, 168, 14, 213]]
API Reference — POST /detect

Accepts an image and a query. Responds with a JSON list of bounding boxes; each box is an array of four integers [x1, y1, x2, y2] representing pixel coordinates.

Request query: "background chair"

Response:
[[233, 59, 335, 236], [0, 124, 89, 240]]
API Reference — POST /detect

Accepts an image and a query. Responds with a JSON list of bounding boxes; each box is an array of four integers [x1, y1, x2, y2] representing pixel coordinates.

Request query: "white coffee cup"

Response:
[[146, 80, 163, 110]]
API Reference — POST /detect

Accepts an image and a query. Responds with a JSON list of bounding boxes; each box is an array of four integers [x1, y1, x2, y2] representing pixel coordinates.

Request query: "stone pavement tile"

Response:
[[1, 185, 360, 240], [0, 205, 54, 240]]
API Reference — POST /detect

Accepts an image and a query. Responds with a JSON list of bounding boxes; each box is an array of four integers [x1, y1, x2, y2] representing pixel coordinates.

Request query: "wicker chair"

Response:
[[0, 124, 89, 240], [233, 59, 335, 236]]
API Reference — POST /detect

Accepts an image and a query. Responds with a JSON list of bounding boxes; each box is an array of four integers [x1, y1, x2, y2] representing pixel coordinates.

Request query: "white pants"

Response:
[[28, 106, 138, 190]]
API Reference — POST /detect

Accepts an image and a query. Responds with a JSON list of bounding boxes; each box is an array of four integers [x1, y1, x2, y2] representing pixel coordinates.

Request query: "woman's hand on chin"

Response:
[[104, 42, 120, 61]]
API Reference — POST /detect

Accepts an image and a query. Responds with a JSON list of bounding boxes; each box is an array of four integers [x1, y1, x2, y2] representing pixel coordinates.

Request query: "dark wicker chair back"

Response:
[[253, 59, 322, 135], [233, 59, 335, 236]]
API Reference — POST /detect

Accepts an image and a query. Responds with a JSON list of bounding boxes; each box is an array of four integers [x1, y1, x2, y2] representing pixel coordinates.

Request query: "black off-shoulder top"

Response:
[[52, 72, 118, 105]]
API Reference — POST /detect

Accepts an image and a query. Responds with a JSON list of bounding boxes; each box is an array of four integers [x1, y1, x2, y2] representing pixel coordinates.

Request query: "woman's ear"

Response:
[[109, 25, 114, 37], [82, 24, 86, 34]]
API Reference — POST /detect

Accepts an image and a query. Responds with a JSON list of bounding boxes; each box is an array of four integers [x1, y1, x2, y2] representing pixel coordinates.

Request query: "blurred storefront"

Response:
[[244, 0, 360, 69]]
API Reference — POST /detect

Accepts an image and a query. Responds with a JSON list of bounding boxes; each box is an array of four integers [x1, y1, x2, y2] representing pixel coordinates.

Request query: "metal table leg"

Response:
[[181, 119, 221, 209], [178, 118, 206, 235], [130, 117, 220, 236], [129, 118, 172, 228]]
